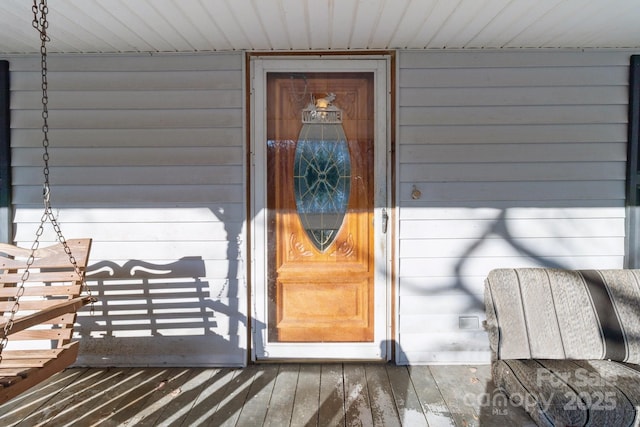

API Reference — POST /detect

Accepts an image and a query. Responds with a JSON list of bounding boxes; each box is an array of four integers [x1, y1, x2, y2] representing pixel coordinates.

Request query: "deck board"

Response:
[[73, 367, 142, 426], [208, 367, 258, 427], [67, 368, 178, 426], [19, 367, 117, 426], [318, 364, 345, 427], [98, 368, 183, 426], [385, 364, 429, 426], [147, 368, 221, 426], [290, 364, 321, 426], [263, 364, 298, 427], [365, 364, 400, 427], [0, 366, 88, 425], [429, 365, 481, 427], [408, 365, 457, 427], [0, 364, 536, 426], [179, 368, 237, 426], [235, 364, 279, 427], [126, 368, 203, 426], [343, 364, 374, 426]]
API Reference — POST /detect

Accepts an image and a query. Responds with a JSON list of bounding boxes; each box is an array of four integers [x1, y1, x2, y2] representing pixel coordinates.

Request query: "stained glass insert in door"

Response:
[[294, 99, 351, 252]]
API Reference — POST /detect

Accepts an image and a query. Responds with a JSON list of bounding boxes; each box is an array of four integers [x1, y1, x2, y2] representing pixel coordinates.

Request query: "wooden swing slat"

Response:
[[0, 348, 64, 359], [1, 316, 77, 327], [0, 285, 82, 298], [0, 297, 91, 313], [0, 296, 93, 339], [1, 359, 50, 369], [0, 240, 92, 270], [5, 328, 73, 342], [0, 239, 92, 405], [0, 342, 80, 403], [0, 272, 83, 283], [36, 314, 80, 326]]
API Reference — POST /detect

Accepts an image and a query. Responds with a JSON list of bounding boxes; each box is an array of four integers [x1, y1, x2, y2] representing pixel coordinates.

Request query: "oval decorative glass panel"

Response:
[[294, 94, 351, 252]]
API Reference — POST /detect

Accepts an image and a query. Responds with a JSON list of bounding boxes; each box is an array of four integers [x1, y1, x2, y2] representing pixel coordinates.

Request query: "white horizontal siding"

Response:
[[12, 128, 241, 147], [402, 237, 625, 258], [12, 147, 242, 167], [396, 50, 631, 364], [7, 49, 636, 367], [14, 166, 243, 185], [401, 123, 627, 144], [11, 71, 240, 90], [12, 89, 242, 109], [7, 52, 247, 367]]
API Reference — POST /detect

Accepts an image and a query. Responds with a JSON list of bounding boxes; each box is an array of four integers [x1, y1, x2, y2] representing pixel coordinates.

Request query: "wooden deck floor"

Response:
[[0, 364, 536, 427]]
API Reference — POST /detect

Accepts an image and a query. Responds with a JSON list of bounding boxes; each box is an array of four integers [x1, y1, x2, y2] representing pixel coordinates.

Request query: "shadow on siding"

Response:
[[74, 255, 245, 366]]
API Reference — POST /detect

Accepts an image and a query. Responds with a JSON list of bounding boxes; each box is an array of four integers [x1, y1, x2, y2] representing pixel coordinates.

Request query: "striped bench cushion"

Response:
[[492, 359, 640, 426], [485, 268, 640, 363]]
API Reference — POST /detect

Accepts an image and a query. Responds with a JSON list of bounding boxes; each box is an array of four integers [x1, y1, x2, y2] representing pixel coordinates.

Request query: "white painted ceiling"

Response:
[[1, 0, 639, 54]]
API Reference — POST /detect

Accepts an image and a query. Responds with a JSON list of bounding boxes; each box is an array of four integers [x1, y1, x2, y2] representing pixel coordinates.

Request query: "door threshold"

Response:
[[253, 357, 389, 364]]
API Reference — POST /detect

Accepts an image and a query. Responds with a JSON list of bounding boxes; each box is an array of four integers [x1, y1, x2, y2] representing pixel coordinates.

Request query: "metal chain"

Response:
[[1, 0, 92, 359], [31, 0, 93, 301]]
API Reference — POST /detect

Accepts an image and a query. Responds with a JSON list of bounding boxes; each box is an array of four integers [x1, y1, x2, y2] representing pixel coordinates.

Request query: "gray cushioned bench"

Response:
[[484, 268, 640, 426]]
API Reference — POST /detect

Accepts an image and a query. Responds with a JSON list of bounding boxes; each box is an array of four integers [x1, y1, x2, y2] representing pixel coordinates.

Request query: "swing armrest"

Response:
[[0, 296, 95, 340]]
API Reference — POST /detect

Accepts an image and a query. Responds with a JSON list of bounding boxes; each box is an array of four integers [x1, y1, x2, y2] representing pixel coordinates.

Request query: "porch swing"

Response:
[[0, 0, 95, 404]]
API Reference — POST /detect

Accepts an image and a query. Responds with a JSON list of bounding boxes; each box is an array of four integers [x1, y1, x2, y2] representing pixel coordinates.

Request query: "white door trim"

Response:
[[249, 56, 391, 361]]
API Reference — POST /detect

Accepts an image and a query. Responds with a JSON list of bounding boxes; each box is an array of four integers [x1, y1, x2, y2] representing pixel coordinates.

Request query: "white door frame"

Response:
[[249, 56, 392, 361]]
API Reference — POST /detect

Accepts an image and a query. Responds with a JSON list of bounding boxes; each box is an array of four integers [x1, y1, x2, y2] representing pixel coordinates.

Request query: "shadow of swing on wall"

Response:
[[75, 256, 245, 367]]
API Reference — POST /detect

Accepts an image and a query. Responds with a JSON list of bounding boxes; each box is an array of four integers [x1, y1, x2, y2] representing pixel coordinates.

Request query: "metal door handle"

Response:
[[382, 209, 389, 234]]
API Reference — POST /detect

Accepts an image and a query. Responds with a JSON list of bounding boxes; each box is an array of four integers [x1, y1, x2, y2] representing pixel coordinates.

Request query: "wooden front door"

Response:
[[251, 58, 389, 360], [267, 72, 375, 343]]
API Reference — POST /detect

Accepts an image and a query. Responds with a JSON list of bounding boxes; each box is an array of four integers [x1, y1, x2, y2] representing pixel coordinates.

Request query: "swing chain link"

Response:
[[1, 0, 93, 360], [31, 0, 92, 300]]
